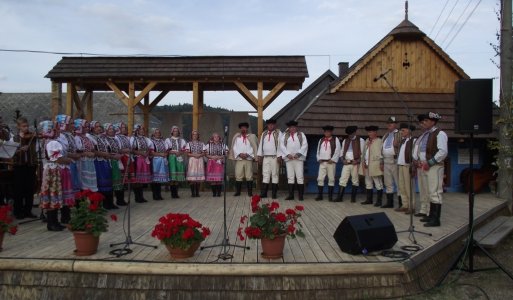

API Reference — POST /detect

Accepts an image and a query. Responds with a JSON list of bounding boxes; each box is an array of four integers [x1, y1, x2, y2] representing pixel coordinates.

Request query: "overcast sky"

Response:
[[0, 0, 501, 118]]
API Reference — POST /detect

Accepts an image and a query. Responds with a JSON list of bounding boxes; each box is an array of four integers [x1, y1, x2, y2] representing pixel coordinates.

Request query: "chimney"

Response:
[[338, 62, 349, 78]]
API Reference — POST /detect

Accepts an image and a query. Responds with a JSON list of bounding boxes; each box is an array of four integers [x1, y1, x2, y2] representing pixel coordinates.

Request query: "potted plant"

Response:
[[151, 212, 211, 259], [238, 195, 305, 259], [0, 205, 18, 251], [69, 189, 117, 256]]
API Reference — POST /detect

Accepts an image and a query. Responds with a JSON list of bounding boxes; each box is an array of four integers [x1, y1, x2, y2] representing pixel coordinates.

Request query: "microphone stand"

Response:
[[378, 74, 432, 243], [200, 126, 250, 260]]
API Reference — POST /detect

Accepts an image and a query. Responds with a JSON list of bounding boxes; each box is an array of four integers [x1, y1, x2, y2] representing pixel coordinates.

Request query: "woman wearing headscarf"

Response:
[[130, 124, 153, 203], [104, 123, 124, 207], [165, 125, 186, 198], [74, 119, 98, 192], [150, 128, 169, 200], [185, 130, 205, 197], [113, 122, 131, 206], [204, 132, 228, 197]]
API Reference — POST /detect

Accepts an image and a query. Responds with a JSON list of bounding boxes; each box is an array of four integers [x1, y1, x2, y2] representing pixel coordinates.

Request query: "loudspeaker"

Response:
[[455, 79, 493, 134], [333, 212, 397, 255]]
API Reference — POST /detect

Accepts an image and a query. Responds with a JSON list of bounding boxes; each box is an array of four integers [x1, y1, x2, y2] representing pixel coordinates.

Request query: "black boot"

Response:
[[260, 183, 269, 198], [335, 186, 345, 202], [271, 184, 278, 199], [211, 185, 217, 197], [374, 190, 383, 207], [196, 183, 201, 197], [140, 187, 148, 202], [315, 186, 323, 201], [234, 181, 242, 196], [421, 203, 435, 222], [156, 184, 164, 200], [60, 206, 71, 224], [151, 183, 159, 200], [134, 187, 146, 203], [103, 192, 118, 209], [397, 196, 403, 209], [424, 204, 441, 227], [190, 184, 195, 197], [247, 181, 253, 197], [351, 186, 358, 203], [115, 190, 127, 206], [285, 184, 295, 200], [170, 185, 180, 199], [297, 184, 304, 201], [361, 189, 373, 205], [216, 185, 223, 197], [381, 193, 394, 208], [47, 210, 64, 231], [328, 186, 335, 202]]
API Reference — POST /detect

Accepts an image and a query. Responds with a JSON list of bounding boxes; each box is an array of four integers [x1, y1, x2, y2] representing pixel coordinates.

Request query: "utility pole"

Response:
[[498, 0, 513, 208]]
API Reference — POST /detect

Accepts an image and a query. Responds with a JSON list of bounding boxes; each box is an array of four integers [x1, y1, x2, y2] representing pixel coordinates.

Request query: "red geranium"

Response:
[[0, 205, 17, 236], [69, 191, 114, 237], [151, 212, 211, 250]]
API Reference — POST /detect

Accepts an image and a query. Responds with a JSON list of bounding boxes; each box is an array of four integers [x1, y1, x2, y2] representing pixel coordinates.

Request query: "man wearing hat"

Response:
[[413, 112, 448, 227], [257, 119, 282, 199], [229, 122, 258, 196], [381, 116, 402, 209], [396, 123, 416, 213], [280, 120, 308, 201], [359, 126, 384, 206], [337, 126, 364, 202], [315, 125, 341, 201]]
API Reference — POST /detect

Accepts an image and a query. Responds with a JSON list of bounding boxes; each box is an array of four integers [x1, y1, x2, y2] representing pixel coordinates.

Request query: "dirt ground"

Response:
[[403, 232, 513, 300]]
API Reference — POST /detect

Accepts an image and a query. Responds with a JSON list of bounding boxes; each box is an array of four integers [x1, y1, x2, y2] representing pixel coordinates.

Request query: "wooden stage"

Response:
[[0, 190, 509, 299]]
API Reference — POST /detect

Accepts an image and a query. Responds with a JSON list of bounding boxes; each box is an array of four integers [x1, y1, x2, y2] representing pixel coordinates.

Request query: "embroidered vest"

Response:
[[342, 137, 361, 161], [317, 137, 336, 157], [426, 129, 441, 161], [284, 131, 303, 147], [260, 129, 280, 152], [400, 137, 414, 164]]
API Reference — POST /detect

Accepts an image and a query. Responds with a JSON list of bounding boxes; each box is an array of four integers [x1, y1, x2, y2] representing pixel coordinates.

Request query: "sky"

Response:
[[0, 0, 501, 119]]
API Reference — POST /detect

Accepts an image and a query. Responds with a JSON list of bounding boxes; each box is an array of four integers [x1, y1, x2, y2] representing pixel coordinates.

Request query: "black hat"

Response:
[[286, 120, 298, 127], [365, 125, 379, 132], [387, 116, 398, 123], [322, 125, 334, 131], [399, 123, 416, 131], [265, 119, 277, 124], [238, 122, 249, 129], [418, 112, 441, 122], [345, 126, 357, 135]]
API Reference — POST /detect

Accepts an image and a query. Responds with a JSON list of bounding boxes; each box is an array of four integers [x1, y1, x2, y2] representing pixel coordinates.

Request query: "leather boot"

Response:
[[60, 206, 71, 224], [151, 183, 158, 200], [315, 186, 323, 201], [47, 210, 64, 232], [247, 181, 253, 197], [285, 184, 295, 200], [424, 204, 441, 227], [157, 184, 164, 200], [211, 185, 216, 197], [103, 192, 119, 209], [374, 190, 383, 207], [195, 183, 201, 197], [381, 193, 394, 208], [361, 189, 373, 205], [328, 186, 335, 202], [421, 203, 435, 222], [170, 185, 180, 198], [115, 190, 127, 206], [297, 184, 304, 201], [271, 184, 278, 199], [234, 181, 242, 196], [190, 184, 196, 197], [335, 186, 345, 202], [351, 186, 358, 203], [260, 183, 269, 198], [134, 187, 147, 203], [140, 187, 148, 202], [397, 196, 403, 208], [216, 185, 223, 197]]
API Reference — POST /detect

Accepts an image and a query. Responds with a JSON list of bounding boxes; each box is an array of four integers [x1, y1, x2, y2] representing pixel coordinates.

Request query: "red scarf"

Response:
[[241, 133, 247, 144], [323, 137, 331, 151]]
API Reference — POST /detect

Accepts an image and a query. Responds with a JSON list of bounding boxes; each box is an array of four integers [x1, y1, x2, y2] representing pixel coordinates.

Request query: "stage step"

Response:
[[474, 216, 513, 248]]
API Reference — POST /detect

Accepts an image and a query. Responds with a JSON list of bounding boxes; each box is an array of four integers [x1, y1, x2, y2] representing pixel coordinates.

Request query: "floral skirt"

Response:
[[61, 167, 75, 206], [94, 159, 112, 192], [80, 157, 98, 192], [40, 166, 63, 209], [69, 160, 82, 193], [153, 157, 169, 183], [168, 154, 186, 182], [110, 159, 123, 191], [206, 159, 224, 182], [134, 155, 152, 184], [186, 157, 205, 182]]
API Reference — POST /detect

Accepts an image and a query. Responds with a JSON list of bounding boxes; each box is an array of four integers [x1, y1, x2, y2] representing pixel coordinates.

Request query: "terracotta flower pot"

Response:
[[0, 231, 4, 252], [72, 231, 100, 256], [261, 235, 286, 259], [165, 242, 201, 259]]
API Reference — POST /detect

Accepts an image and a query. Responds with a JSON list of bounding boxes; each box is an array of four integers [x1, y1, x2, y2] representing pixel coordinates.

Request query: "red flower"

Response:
[[85, 223, 93, 229], [201, 227, 211, 238], [295, 205, 304, 211], [89, 203, 98, 212], [8, 226, 18, 235], [110, 214, 118, 222], [182, 227, 195, 240], [240, 215, 248, 224], [285, 209, 296, 216], [88, 192, 104, 203], [269, 202, 280, 211], [287, 224, 295, 233], [237, 227, 245, 241], [274, 213, 287, 222]]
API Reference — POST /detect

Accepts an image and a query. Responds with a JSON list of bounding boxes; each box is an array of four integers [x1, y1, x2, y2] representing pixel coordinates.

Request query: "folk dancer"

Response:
[[112, 122, 130, 206], [205, 132, 228, 197], [396, 123, 416, 214], [381, 116, 401, 208], [165, 126, 187, 198], [12, 117, 38, 219], [413, 112, 448, 227], [280, 120, 308, 201], [185, 130, 205, 197], [104, 123, 124, 208], [74, 119, 98, 192], [256, 119, 282, 199], [315, 125, 340, 202], [337, 126, 364, 202], [229, 122, 258, 197], [150, 128, 169, 200], [359, 126, 384, 206], [130, 124, 152, 203]]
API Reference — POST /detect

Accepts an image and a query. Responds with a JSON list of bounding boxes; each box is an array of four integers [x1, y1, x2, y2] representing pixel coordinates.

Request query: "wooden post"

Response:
[[86, 90, 93, 121], [257, 81, 264, 138], [192, 81, 199, 131], [51, 81, 62, 119], [143, 94, 150, 132], [66, 82, 74, 117], [128, 81, 135, 135]]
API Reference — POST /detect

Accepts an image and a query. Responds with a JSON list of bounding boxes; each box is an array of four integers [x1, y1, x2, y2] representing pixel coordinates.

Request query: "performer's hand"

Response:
[[422, 162, 430, 171], [20, 145, 29, 151], [287, 154, 294, 160]]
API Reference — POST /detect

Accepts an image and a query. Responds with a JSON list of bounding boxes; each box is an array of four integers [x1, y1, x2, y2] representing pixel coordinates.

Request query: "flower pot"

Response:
[[0, 231, 4, 251], [261, 235, 286, 259], [165, 242, 201, 259], [72, 231, 100, 256]]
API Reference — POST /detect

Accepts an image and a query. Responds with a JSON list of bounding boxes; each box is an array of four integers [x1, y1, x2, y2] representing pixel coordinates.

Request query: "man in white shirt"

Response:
[[280, 120, 308, 201], [413, 112, 448, 227], [337, 126, 364, 202], [257, 119, 282, 199], [381, 116, 401, 208], [315, 125, 340, 201], [396, 123, 415, 214], [230, 122, 257, 196]]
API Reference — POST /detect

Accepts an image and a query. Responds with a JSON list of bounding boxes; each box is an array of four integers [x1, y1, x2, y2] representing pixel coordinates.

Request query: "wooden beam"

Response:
[[66, 82, 74, 116], [51, 81, 62, 119], [263, 82, 286, 108], [234, 80, 258, 109], [86, 90, 93, 121], [192, 81, 199, 131], [143, 95, 150, 131], [257, 81, 264, 138], [149, 91, 169, 110], [134, 81, 158, 104], [128, 81, 135, 135], [72, 88, 83, 118], [106, 81, 129, 107]]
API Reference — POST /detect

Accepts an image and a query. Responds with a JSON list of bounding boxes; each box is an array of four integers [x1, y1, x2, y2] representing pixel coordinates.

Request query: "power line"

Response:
[[440, 0, 474, 46], [445, 0, 482, 50], [429, 0, 451, 36], [434, 0, 460, 40]]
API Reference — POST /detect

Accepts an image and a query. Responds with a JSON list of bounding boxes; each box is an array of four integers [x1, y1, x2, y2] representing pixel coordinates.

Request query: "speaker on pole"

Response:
[[455, 79, 493, 134], [333, 212, 398, 255]]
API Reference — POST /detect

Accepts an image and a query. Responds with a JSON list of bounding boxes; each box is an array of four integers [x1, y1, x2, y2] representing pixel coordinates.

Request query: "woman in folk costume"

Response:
[[185, 130, 205, 197], [130, 124, 153, 203], [39, 120, 73, 231], [88, 121, 117, 209], [113, 122, 130, 206], [150, 128, 169, 200], [165, 125, 187, 198], [204, 132, 228, 197], [74, 119, 98, 192], [104, 123, 125, 207]]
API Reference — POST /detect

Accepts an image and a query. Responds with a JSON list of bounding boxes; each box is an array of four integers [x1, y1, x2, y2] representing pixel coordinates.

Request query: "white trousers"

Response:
[[398, 165, 411, 209], [339, 164, 359, 187], [365, 175, 383, 190], [418, 164, 444, 214], [235, 160, 253, 181], [262, 156, 279, 184], [317, 162, 336, 186], [383, 157, 399, 193], [285, 160, 304, 184]]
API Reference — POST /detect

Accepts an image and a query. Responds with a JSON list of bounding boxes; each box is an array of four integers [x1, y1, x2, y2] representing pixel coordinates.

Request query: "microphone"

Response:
[[373, 69, 392, 82]]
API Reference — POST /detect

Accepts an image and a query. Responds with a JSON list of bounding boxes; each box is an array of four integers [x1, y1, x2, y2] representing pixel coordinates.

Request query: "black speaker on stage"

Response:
[[333, 212, 397, 255], [455, 79, 493, 134]]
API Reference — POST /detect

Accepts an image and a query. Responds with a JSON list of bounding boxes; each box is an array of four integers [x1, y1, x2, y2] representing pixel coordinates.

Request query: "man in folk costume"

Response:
[[229, 122, 257, 196], [359, 126, 384, 206], [381, 116, 401, 209], [396, 123, 416, 214], [280, 120, 308, 201], [315, 125, 340, 201], [413, 112, 448, 227], [257, 119, 282, 199], [337, 126, 364, 203]]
